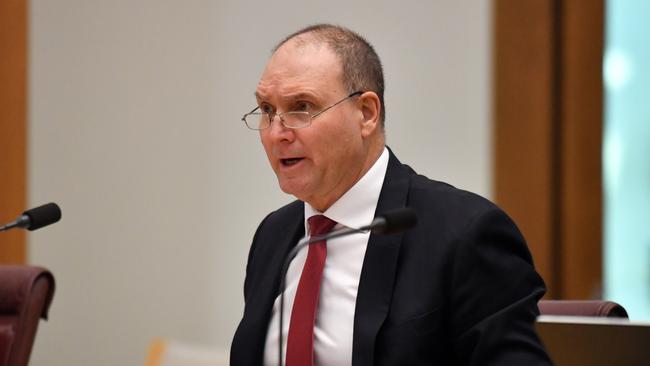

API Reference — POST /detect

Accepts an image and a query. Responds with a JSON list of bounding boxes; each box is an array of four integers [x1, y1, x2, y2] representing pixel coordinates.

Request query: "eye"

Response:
[[294, 101, 312, 112], [259, 103, 274, 114]]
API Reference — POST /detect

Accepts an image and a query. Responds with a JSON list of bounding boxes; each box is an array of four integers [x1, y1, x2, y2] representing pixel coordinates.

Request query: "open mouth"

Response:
[[281, 158, 304, 167]]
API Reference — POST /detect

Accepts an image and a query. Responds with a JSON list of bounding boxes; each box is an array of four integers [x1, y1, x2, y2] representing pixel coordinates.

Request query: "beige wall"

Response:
[[28, 1, 491, 365]]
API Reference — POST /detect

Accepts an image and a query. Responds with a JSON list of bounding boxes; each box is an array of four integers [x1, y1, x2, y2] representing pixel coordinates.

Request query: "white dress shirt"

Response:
[[264, 147, 389, 366]]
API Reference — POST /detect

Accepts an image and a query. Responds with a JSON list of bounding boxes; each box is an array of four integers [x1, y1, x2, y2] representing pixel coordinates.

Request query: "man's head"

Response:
[[272, 24, 386, 126], [253, 24, 385, 211]]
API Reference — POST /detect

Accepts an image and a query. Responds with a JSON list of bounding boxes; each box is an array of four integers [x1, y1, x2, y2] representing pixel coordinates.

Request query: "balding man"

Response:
[[231, 24, 551, 366]]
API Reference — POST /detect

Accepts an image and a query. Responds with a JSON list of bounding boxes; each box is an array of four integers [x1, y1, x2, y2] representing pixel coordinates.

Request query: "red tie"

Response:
[[286, 215, 337, 366]]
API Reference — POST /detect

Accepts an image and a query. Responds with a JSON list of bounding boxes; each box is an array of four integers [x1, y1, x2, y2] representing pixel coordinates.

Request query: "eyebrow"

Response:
[[254, 91, 319, 103]]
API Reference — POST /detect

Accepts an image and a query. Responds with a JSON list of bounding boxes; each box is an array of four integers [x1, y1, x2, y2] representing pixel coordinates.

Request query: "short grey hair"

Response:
[[273, 24, 386, 125]]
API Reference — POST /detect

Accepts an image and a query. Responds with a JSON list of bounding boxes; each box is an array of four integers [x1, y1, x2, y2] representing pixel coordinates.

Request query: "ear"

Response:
[[357, 92, 381, 138]]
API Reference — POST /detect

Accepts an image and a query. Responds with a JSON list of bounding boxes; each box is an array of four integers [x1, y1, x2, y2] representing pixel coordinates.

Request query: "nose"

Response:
[[264, 113, 295, 142]]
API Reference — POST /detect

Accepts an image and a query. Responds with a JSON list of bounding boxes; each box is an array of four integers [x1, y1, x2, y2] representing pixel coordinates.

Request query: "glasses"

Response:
[[241, 91, 363, 130]]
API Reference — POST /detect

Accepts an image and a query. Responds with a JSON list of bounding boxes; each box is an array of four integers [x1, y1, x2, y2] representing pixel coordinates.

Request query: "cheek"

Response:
[[328, 119, 362, 152], [259, 129, 271, 147], [259, 133, 276, 167], [316, 130, 360, 174]]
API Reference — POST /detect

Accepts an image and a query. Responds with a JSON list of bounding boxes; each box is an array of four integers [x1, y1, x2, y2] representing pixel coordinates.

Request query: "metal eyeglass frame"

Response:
[[241, 91, 363, 130]]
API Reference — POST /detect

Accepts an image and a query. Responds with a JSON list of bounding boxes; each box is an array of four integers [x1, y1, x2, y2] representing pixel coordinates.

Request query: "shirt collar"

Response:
[[304, 147, 389, 233]]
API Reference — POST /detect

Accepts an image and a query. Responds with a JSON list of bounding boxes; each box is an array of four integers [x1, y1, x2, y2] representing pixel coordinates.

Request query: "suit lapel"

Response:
[[352, 150, 411, 366]]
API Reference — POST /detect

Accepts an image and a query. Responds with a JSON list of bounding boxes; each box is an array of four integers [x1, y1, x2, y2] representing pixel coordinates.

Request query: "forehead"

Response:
[[256, 39, 344, 100]]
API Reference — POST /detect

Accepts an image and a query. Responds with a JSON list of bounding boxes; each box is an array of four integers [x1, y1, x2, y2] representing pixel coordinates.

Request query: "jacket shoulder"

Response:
[[263, 199, 303, 227], [408, 170, 502, 217]]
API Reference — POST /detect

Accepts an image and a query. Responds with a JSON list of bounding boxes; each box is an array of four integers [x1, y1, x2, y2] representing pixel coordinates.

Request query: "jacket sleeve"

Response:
[[448, 207, 552, 365]]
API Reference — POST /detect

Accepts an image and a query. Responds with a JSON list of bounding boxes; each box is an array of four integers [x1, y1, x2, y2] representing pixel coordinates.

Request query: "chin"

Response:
[[278, 178, 311, 201]]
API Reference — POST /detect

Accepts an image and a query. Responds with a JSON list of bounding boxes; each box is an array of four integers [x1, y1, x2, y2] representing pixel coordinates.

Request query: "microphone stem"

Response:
[[0, 215, 29, 232]]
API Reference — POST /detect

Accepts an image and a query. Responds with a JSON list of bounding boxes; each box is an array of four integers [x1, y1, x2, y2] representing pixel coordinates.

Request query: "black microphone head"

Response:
[[23, 203, 62, 231], [372, 207, 417, 234]]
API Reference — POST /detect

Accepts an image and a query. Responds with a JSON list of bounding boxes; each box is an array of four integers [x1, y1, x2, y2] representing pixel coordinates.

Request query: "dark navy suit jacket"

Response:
[[231, 149, 551, 365]]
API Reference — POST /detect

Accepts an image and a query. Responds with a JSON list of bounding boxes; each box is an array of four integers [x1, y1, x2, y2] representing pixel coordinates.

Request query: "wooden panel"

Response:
[[494, 0, 605, 299], [0, 0, 27, 263], [560, 0, 604, 299], [493, 0, 557, 296]]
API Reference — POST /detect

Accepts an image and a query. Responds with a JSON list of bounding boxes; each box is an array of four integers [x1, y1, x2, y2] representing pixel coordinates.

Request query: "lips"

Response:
[[281, 157, 304, 167]]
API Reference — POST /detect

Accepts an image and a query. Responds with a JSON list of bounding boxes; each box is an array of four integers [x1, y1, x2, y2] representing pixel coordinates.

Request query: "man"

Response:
[[231, 24, 551, 365]]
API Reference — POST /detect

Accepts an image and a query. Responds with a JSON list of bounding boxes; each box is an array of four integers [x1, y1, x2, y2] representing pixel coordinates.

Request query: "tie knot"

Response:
[[308, 215, 337, 237]]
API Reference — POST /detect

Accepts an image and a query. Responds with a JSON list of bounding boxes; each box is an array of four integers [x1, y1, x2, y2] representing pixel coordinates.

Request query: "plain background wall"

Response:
[[28, 1, 491, 365]]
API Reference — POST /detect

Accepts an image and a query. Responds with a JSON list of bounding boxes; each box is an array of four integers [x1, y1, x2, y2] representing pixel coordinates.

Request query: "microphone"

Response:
[[277, 207, 417, 366], [0, 203, 62, 232], [363, 207, 418, 235]]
